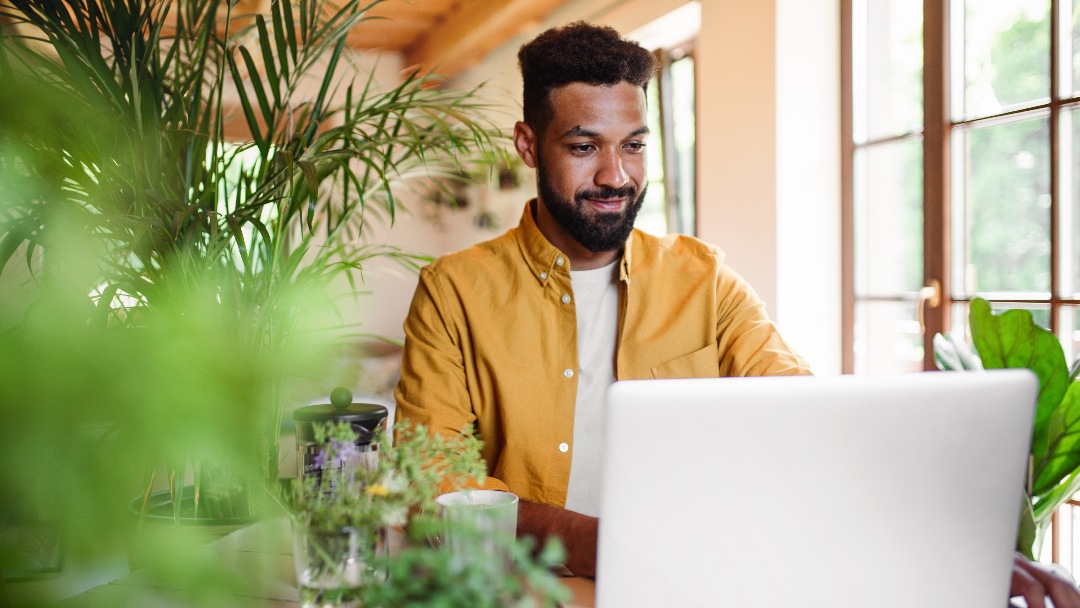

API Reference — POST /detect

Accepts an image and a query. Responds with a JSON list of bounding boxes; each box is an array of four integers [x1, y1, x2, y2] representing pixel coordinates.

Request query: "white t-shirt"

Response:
[[563, 259, 620, 517]]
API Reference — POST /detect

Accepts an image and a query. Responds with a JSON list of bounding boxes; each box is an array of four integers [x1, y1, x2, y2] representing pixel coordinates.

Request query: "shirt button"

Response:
[[564, 368, 574, 378], [555, 256, 564, 266], [559, 442, 569, 453], [561, 294, 571, 304], [540, 271, 548, 279]]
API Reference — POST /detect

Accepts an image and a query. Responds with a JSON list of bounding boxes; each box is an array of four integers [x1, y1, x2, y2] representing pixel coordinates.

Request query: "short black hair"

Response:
[[518, 22, 657, 136]]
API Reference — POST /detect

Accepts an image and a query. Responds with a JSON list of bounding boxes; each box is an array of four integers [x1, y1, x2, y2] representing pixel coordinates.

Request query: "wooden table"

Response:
[[61, 518, 595, 607]]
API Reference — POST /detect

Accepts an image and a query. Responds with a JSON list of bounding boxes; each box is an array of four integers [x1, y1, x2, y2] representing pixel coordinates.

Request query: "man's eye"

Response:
[[569, 144, 594, 154], [625, 141, 646, 152]]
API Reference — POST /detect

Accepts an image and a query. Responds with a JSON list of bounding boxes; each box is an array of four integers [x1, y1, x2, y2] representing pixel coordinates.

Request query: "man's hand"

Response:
[[1012, 553, 1080, 608], [517, 500, 598, 577]]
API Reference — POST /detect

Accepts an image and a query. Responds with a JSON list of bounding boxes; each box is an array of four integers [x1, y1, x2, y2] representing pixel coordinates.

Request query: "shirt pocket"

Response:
[[650, 343, 720, 379]]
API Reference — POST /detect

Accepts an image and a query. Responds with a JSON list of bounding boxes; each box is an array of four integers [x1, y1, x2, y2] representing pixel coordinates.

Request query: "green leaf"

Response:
[[970, 297, 1069, 459], [302, 37, 347, 145], [225, 51, 269, 153], [271, 1, 293, 84], [1033, 381, 1080, 495], [236, 45, 273, 131], [297, 0, 308, 45], [296, 159, 319, 192], [0, 216, 38, 271], [1017, 493, 1038, 559], [254, 15, 280, 106], [933, 332, 983, 371], [933, 334, 961, 371], [1034, 464, 1080, 524]]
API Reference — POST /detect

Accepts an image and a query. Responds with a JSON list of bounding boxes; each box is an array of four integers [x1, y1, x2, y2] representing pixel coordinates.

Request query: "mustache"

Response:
[[575, 186, 637, 202]]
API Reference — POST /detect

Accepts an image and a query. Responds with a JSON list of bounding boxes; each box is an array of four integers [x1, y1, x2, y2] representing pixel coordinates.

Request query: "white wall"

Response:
[[697, 0, 841, 374], [356, 0, 843, 375], [775, 0, 842, 375]]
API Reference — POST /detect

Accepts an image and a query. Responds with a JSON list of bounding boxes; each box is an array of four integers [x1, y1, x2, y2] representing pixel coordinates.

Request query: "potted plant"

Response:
[[935, 297, 1080, 558], [0, 0, 501, 533], [286, 417, 569, 607]]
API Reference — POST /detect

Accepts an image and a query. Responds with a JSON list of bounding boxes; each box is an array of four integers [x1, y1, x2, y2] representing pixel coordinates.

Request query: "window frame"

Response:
[[843, 0, 1080, 564], [843, 0, 1080, 374], [645, 41, 697, 237]]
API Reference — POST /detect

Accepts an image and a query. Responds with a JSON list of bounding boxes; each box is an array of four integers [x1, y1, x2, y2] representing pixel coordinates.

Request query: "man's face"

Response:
[[518, 81, 649, 253]]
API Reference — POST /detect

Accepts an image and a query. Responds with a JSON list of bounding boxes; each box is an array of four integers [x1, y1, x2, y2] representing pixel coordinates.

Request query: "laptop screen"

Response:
[[596, 371, 1036, 608]]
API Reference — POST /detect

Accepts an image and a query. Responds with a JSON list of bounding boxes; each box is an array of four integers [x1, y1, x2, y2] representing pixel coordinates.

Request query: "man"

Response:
[[395, 22, 1079, 607]]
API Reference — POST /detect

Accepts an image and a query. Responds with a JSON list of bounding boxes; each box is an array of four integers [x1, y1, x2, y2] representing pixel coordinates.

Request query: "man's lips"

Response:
[[582, 197, 626, 212]]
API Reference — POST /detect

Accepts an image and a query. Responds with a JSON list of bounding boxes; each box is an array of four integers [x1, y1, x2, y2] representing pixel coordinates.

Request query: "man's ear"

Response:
[[513, 121, 538, 169]]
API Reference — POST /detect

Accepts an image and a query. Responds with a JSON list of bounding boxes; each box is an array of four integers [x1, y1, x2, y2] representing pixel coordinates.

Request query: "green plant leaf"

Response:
[[272, 0, 296, 80], [932, 332, 983, 371], [296, 159, 320, 192], [254, 15, 280, 106], [1033, 381, 1080, 495], [1033, 463, 1080, 523], [1017, 493, 1038, 559], [226, 50, 269, 153], [236, 45, 273, 129], [0, 216, 38, 271], [1, 0, 505, 532], [970, 297, 1069, 459]]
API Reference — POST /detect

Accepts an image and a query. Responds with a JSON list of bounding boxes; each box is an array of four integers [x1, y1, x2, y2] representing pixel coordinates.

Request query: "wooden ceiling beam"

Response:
[[363, 0, 456, 22], [346, 17, 432, 50], [403, 0, 568, 77]]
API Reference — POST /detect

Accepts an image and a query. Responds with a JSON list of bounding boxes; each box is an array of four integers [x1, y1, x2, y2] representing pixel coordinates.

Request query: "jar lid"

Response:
[[293, 387, 389, 441], [292, 402, 388, 429]]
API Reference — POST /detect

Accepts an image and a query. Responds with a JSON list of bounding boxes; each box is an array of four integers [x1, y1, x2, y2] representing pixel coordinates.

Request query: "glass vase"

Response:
[[291, 522, 387, 608]]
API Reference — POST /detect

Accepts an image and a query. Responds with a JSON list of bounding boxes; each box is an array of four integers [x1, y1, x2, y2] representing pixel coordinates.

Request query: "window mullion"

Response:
[[1050, 0, 1061, 334], [653, 49, 680, 235], [922, 0, 951, 370], [841, 0, 855, 373]]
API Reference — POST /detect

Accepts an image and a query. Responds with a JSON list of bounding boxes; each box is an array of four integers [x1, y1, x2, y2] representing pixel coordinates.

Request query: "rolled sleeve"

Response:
[[395, 266, 513, 493], [714, 265, 813, 377]]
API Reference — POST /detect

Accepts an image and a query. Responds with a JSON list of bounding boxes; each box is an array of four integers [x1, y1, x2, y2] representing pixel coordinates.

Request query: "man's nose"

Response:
[[595, 150, 629, 189]]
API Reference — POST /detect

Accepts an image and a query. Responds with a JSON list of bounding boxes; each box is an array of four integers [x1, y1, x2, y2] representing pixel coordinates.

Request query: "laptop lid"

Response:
[[596, 370, 1037, 608]]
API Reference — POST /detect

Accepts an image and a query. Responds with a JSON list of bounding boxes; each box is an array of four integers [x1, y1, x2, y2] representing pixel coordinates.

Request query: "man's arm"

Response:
[[713, 263, 812, 377], [518, 500, 598, 577], [395, 266, 510, 493], [398, 267, 599, 575]]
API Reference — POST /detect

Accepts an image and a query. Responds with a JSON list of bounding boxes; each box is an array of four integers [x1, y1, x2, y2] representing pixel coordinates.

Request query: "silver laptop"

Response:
[[596, 370, 1037, 608]]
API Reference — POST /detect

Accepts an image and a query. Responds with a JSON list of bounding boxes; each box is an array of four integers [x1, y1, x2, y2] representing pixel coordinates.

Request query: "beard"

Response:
[[536, 157, 647, 253]]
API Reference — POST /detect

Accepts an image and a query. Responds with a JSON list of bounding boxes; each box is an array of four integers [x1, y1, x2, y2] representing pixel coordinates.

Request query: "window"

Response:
[[845, 0, 1080, 566], [845, 0, 1080, 369], [639, 45, 697, 237], [630, 2, 699, 237], [846, 0, 925, 374]]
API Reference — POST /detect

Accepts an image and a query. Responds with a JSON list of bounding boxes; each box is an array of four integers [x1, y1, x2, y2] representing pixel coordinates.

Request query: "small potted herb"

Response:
[[287, 421, 569, 606]]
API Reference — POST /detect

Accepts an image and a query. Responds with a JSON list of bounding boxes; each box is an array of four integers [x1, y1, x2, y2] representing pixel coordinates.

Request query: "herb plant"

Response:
[[292, 420, 485, 534], [288, 420, 570, 607]]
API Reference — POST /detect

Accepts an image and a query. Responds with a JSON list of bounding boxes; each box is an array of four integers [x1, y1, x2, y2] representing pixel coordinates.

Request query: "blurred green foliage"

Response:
[[0, 0, 504, 602], [362, 521, 570, 608]]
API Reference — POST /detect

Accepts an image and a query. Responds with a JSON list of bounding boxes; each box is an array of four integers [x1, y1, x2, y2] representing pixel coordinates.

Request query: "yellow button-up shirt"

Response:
[[395, 201, 810, 507]]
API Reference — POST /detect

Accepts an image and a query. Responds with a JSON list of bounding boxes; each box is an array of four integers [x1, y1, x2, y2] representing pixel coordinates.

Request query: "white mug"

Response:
[[435, 490, 519, 572]]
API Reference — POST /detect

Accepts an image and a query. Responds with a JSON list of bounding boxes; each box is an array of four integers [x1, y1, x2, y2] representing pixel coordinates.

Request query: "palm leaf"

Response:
[[1, 0, 505, 489]]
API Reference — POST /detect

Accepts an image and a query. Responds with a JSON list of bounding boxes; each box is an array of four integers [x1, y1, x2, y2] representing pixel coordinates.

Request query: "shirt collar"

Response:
[[516, 199, 635, 285]]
